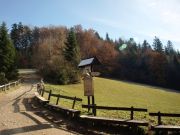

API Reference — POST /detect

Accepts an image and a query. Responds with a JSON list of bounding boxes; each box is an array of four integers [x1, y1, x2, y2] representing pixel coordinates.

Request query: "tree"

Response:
[[105, 33, 111, 42], [64, 27, 80, 65], [152, 36, 163, 53], [63, 27, 81, 83], [10, 22, 33, 67], [165, 40, 174, 55], [142, 40, 149, 51], [95, 31, 102, 40], [0, 22, 17, 84]]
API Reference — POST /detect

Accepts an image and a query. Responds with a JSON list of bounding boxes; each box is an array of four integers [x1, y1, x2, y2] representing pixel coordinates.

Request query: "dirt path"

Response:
[[0, 81, 76, 135], [0, 79, 134, 135]]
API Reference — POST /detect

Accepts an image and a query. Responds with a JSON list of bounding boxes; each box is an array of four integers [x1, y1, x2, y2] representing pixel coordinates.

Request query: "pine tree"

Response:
[[0, 22, 17, 83], [165, 40, 174, 55], [63, 27, 80, 83], [142, 40, 149, 51], [152, 36, 163, 53], [106, 33, 111, 42], [64, 27, 80, 65]]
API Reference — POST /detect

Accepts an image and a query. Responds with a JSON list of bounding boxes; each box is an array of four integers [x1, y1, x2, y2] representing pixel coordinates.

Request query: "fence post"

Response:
[[56, 95, 60, 105], [88, 96, 90, 112], [48, 90, 52, 101], [93, 104, 96, 116], [72, 97, 76, 109], [158, 111, 161, 125], [131, 106, 134, 120], [41, 89, 44, 96]]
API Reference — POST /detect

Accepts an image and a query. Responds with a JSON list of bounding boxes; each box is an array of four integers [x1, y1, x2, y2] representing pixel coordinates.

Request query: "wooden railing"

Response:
[[82, 104, 147, 119], [149, 112, 180, 125], [0, 79, 21, 91], [38, 88, 82, 109]]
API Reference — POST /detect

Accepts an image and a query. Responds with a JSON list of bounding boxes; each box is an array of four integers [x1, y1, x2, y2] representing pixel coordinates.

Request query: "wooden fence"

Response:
[[0, 79, 21, 91], [82, 104, 147, 118], [38, 88, 82, 109]]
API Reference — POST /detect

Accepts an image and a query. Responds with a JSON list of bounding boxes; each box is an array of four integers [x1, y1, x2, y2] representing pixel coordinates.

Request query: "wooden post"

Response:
[[41, 89, 44, 96], [56, 95, 60, 105], [131, 106, 134, 120], [88, 96, 90, 112], [93, 104, 96, 116], [48, 90, 52, 100], [92, 96, 95, 105], [72, 97, 76, 109], [158, 111, 161, 125]]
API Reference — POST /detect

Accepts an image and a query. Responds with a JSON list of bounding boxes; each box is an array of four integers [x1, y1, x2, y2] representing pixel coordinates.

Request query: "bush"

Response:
[[0, 72, 8, 85]]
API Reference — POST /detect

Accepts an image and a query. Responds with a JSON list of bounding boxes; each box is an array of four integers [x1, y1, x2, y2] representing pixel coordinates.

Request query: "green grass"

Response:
[[18, 69, 37, 74], [44, 77, 180, 125]]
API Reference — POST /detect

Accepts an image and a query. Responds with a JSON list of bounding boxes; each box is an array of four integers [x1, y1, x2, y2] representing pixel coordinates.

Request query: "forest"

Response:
[[0, 22, 180, 90]]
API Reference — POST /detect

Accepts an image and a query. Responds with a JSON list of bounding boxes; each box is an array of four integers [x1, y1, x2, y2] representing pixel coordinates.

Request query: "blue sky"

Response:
[[0, 0, 180, 50]]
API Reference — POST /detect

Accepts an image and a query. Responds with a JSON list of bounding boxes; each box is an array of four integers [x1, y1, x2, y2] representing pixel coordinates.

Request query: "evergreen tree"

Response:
[[95, 31, 101, 40], [165, 40, 174, 55], [152, 36, 163, 53], [142, 40, 149, 51], [63, 27, 80, 83], [0, 22, 17, 83], [106, 33, 111, 42], [11, 22, 33, 67], [64, 27, 80, 65]]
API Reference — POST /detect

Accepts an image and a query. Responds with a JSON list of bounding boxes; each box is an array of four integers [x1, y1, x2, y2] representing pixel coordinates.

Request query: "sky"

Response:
[[0, 0, 180, 50]]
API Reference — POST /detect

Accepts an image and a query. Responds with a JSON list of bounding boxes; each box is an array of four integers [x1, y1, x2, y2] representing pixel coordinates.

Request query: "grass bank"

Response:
[[44, 77, 180, 125]]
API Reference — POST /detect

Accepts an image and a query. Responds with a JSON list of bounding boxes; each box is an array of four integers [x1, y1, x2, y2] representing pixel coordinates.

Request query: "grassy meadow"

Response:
[[44, 77, 180, 125]]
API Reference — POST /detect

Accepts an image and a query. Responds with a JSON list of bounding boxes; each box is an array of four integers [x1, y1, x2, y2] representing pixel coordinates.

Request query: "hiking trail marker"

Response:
[[78, 57, 101, 112]]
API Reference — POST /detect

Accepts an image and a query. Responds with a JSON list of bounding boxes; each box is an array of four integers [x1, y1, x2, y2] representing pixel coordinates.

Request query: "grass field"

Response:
[[18, 69, 37, 74], [44, 77, 180, 125]]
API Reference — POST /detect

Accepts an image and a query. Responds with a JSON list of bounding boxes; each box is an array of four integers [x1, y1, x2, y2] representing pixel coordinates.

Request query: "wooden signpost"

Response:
[[78, 57, 101, 113], [83, 74, 94, 96]]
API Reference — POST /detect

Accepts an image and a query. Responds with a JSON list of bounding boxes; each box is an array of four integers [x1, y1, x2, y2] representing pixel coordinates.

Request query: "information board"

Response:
[[83, 75, 94, 96]]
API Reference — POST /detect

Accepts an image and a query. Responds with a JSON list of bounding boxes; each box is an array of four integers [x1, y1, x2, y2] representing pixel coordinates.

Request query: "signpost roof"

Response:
[[78, 57, 101, 68]]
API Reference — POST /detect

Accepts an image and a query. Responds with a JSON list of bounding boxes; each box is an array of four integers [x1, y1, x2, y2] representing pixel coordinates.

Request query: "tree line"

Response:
[[0, 22, 180, 90]]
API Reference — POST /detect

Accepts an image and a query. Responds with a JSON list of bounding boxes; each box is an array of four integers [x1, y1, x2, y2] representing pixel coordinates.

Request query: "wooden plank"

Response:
[[34, 92, 49, 102], [82, 105, 147, 112], [51, 93, 59, 97], [126, 120, 148, 126], [152, 125, 180, 131], [80, 115, 148, 126], [59, 95, 82, 101], [43, 89, 50, 93], [50, 93, 82, 101], [149, 112, 180, 117], [47, 103, 81, 113]]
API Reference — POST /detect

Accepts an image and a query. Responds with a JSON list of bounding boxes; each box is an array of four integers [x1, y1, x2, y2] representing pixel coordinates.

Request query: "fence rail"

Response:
[[37, 88, 82, 109], [82, 104, 147, 118], [0, 79, 21, 91]]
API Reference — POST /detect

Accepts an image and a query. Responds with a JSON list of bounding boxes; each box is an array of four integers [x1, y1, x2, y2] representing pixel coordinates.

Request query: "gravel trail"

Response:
[[0, 82, 75, 135]]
